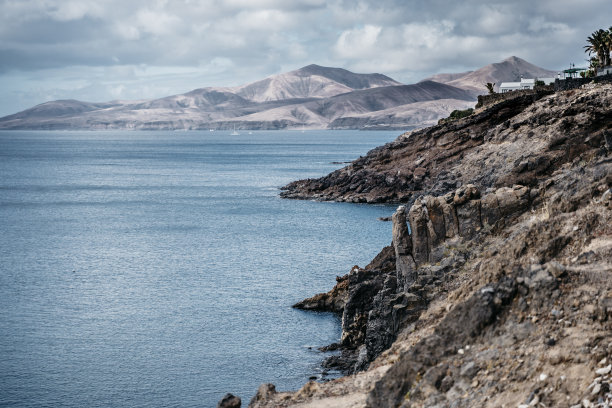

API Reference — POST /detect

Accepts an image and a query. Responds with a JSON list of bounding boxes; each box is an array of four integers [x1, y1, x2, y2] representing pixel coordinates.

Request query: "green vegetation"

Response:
[[584, 27, 612, 76], [438, 108, 474, 125]]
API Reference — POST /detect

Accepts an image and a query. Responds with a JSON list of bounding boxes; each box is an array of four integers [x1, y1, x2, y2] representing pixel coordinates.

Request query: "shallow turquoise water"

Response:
[[0, 130, 399, 407]]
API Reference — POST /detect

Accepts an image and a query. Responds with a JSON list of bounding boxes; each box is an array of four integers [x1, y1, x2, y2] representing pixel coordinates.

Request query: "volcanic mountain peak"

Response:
[[232, 64, 402, 102]]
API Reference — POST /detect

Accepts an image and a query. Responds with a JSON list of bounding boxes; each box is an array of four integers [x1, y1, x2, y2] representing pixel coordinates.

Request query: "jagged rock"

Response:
[[455, 197, 482, 238], [422, 194, 456, 244], [340, 266, 388, 349], [368, 277, 518, 407], [337, 247, 397, 352], [408, 198, 433, 265], [217, 393, 241, 408], [453, 184, 480, 205], [392, 183, 531, 280], [392, 206, 416, 291], [292, 274, 348, 313], [248, 384, 276, 408]]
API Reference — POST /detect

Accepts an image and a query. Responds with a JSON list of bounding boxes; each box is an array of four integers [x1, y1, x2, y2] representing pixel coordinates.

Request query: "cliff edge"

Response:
[[249, 84, 611, 408]]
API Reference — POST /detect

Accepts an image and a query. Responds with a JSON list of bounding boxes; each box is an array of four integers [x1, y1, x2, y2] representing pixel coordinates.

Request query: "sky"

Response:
[[0, 0, 611, 116]]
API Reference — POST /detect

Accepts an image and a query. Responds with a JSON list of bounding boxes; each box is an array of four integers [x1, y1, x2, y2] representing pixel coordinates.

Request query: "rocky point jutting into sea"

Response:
[[224, 82, 612, 408]]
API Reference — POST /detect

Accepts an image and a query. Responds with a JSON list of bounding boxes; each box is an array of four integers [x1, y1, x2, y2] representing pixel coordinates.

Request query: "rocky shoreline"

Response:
[[223, 84, 612, 408]]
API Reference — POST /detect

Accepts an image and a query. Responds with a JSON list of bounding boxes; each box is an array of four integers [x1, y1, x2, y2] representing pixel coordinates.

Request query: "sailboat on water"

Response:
[[230, 124, 240, 136]]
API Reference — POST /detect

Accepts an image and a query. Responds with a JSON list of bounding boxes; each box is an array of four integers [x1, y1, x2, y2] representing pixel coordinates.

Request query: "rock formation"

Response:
[[249, 83, 612, 407], [217, 393, 241, 408], [392, 206, 416, 291]]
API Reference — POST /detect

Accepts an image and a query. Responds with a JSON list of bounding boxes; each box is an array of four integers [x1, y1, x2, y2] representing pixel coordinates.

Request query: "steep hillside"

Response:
[[0, 99, 120, 120], [425, 71, 473, 84], [328, 99, 476, 130], [309, 81, 474, 120], [246, 84, 612, 408], [423, 56, 558, 93]]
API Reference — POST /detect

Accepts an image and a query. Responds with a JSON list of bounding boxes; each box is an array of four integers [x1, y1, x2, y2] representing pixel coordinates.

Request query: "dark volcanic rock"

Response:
[[217, 393, 241, 408], [293, 274, 349, 313]]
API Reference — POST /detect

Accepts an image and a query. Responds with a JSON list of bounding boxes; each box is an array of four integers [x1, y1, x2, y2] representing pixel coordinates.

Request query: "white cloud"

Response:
[[335, 25, 382, 59], [45, 0, 104, 21], [474, 5, 518, 36], [135, 8, 181, 36], [222, 0, 326, 11], [114, 23, 141, 40]]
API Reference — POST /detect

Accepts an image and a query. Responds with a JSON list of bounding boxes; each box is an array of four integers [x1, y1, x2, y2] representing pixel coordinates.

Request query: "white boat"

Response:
[[230, 125, 239, 136]]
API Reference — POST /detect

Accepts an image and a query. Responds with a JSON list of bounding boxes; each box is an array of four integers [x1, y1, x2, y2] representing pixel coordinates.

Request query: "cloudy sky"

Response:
[[0, 0, 610, 116]]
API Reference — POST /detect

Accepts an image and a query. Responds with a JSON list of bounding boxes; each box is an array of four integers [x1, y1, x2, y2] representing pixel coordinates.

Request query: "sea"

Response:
[[0, 130, 400, 407]]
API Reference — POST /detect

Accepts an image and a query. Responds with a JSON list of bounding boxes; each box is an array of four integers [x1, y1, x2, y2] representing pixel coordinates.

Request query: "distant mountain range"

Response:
[[0, 57, 557, 131]]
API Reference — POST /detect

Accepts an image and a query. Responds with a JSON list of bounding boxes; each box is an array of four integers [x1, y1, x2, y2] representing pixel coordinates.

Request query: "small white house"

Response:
[[499, 77, 556, 93], [597, 66, 612, 76]]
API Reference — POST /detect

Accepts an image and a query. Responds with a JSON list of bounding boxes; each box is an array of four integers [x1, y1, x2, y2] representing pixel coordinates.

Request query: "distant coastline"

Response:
[[0, 57, 558, 133]]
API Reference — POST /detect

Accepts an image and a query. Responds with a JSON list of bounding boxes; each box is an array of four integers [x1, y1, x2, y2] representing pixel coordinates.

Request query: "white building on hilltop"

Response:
[[499, 77, 556, 93], [597, 66, 612, 76]]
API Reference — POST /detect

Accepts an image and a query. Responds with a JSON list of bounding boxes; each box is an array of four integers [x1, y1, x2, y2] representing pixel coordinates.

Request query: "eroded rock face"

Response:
[[392, 206, 416, 292], [308, 183, 535, 374], [392, 184, 531, 290], [367, 158, 612, 408], [322, 183, 533, 373], [341, 266, 388, 349]]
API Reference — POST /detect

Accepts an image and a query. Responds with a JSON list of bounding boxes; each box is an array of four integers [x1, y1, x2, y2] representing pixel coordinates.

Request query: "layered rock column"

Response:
[[392, 206, 416, 292], [392, 184, 531, 291]]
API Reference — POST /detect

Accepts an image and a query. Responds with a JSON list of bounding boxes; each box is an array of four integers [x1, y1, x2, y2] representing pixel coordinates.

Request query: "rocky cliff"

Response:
[[281, 85, 609, 204], [245, 83, 612, 408]]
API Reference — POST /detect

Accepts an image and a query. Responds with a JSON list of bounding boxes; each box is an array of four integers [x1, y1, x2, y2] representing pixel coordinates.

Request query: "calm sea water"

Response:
[[0, 130, 399, 407]]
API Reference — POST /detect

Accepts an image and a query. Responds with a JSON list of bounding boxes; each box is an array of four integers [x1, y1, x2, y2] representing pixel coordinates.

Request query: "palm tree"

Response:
[[584, 29, 609, 67], [606, 27, 612, 66]]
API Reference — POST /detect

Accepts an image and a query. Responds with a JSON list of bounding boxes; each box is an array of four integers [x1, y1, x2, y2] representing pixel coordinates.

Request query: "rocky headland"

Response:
[[240, 83, 612, 408]]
